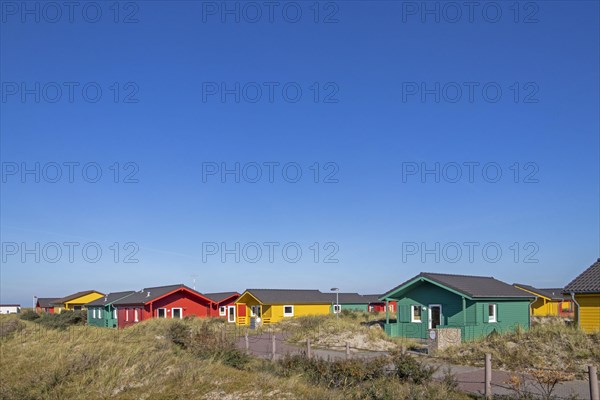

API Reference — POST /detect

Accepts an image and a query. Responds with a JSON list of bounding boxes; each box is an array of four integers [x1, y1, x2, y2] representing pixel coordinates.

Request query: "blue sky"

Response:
[[1, 1, 599, 306]]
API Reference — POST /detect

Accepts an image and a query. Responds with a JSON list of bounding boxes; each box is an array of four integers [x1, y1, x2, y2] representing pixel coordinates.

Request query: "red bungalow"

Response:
[[112, 284, 214, 328], [204, 292, 240, 322], [36, 297, 59, 313], [363, 295, 397, 313]]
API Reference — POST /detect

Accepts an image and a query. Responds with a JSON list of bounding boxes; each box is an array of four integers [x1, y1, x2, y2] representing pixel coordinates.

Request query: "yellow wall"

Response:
[[234, 292, 331, 325], [576, 294, 600, 333], [531, 298, 560, 316], [63, 292, 104, 310]]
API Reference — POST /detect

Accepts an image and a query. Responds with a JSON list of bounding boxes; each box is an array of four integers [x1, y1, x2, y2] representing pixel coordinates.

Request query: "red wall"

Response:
[[370, 301, 397, 313], [209, 295, 240, 317], [117, 290, 213, 328]]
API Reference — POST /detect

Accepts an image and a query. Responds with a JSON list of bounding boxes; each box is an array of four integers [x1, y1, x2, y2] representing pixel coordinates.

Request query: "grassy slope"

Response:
[[0, 316, 468, 400]]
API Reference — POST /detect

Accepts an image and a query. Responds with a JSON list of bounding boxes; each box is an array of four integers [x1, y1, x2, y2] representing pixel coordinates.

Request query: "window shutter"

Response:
[[483, 303, 490, 323]]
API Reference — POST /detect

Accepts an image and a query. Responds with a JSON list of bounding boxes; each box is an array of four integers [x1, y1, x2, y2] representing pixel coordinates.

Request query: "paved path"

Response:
[[235, 333, 595, 399]]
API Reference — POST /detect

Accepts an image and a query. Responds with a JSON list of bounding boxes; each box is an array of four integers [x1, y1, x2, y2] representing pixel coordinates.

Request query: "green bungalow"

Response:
[[86, 291, 135, 328], [380, 272, 534, 341], [329, 293, 371, 313]]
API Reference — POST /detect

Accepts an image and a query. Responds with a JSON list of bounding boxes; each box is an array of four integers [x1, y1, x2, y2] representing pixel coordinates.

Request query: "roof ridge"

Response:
[[423, 272, 495, 279]]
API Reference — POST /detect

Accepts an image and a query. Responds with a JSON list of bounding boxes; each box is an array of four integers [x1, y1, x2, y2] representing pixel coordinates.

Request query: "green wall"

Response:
[[87, 305, 118, 328], [331, 304, 369, 313], [385, 281, 530, 341]]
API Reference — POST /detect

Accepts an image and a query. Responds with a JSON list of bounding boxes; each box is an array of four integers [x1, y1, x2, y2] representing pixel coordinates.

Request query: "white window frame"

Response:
[[227, 305, 236, 323], [172, 307, 183, 319], [250, 306, 258, 317], [333, 304, 341, 314], [134, 308, 139, 322], [283, 305, 294, 317], [92, 308, 96, 318], [113, 309, 117, 319], [411, 305, 422, 323], [219, 306, 226, 316], [157, 308, 166, 318], [125, 308, 129, 322], [98, 308, 102, 319], [488, 304, 497, 323]]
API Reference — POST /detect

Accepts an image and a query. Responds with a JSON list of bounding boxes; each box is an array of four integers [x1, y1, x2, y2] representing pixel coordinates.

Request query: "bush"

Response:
[[19, 311, 40, 321], [389, 350, 437, 384], [276, 354, 389, 389], [0, 318, 25, 338], [35, 310, 87, 330], [166, 320, 250, 369]]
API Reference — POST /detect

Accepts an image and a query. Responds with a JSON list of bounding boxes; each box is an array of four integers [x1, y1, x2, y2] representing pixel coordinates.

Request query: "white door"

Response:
[[227, 306, 236, 323], [428, 304, 442, 330]]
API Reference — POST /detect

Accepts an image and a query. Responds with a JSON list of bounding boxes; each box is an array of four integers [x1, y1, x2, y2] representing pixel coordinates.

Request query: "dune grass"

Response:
[[0, 315, 467, 400]]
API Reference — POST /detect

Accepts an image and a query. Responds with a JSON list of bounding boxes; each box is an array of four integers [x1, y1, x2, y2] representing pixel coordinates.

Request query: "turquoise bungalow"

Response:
[[380, 272, 534, 341], [86, 291, 135, 328]]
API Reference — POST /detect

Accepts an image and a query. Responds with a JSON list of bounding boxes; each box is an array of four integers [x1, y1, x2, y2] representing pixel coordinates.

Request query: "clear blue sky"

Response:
[[1, 1, 599, 307]]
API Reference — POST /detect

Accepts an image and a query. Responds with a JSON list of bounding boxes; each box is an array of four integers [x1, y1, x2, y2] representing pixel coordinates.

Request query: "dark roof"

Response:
[[362, 295, 386, 303], [203, 292, 239, 303], [53, 290, 104, 305], [244, 289, 332, 304], [36, 298, 59, 308], [381, 272, 535, 300], [565, 258, 600, 293], [326, 293, 370, 304], [112, 284, 210, 306], [513, 284, 564, 301], [0, 304, 21, 307], [86, 291, 136, 307]]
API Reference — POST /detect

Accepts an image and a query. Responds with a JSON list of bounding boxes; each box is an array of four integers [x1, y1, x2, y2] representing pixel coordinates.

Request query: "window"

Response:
[[113, 309, 117, 319], [172, 308, 182, 319], [333, 304, 341, 314], [125, 309, 129, 322], [157, 308, 166, 318], [250, 306, 261, 317], [219, 306, 226, 316], [134, 308, 139, 322], [488, 304, 497, 323], [411, 305, 422, 323], [283, 305, 294, 317], [92, 309, 96, 318], [74, 305, 82, 311], [368, 305, 374, 312], [98, 309, 102, 319]]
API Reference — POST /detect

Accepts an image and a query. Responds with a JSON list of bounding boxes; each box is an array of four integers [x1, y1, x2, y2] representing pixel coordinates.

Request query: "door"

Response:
[[428, 305, 442, 329], [227, 306, 236, 323]]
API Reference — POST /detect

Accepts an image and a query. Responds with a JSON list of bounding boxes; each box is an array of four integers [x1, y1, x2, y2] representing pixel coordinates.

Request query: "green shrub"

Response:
[[19, 311, 40, 321], [0, 318, 25, 338], [389, 350, 437, 384], [166, 321, 191, 348], [35, 310, 87, 330]]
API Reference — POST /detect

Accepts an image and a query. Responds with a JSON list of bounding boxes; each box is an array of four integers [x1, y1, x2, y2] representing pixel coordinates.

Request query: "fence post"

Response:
[[484, 353, 492, 399], [244, 332, 249, 352], [590, 365, 599, 400], [307, 338, 312, 359], [345, 342, 350, 359], [271, 333, 276, 360]]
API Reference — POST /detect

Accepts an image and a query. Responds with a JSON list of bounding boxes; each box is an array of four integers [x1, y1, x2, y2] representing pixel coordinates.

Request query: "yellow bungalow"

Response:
[[565, 258, 600, 333], [234, 289, 332, 327], [513, 284, 573, 317], [52, 290, 104, 313]]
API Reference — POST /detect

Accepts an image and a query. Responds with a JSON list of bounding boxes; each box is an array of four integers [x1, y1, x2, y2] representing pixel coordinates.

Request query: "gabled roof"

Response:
[[203, 292, 239, 303], [241, 289, 332, 304], [52, 290, 104, 305], [380, 272, 535, 301], [36, 298, 59, 308], [565, 258, 600, 294], [112, 284, 212, 306], [86, 291, 136, 307], [513, 284, 564, 301]]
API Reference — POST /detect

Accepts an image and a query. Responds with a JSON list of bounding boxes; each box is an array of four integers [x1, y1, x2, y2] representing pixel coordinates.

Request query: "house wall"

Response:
[[209, 296, 239, 319], [333, 304, 369, 312], [117, 291, 212, 328], [576, 294, 600, 333], [531, 298, 560, 316], [234, 295, 330, 325], [0, 306, 20, 314], [64, 293, 104, 310], [369, 302, 396, 313], [88, 305, 119, 328]]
